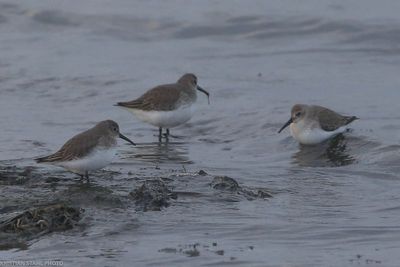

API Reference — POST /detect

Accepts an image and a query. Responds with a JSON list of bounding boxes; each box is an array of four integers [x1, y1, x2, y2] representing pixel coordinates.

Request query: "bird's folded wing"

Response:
[[36, 130, 99, 163], [317, 107, 358, 131], [117, 85, 182, 111]]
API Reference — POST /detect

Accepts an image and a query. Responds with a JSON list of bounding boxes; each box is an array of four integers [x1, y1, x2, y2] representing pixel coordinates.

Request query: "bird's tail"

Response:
[[35, 153, 61, 163], [345, 116, 359, 125], [115, 100, 144, 109], [35, 156, 49, 163]]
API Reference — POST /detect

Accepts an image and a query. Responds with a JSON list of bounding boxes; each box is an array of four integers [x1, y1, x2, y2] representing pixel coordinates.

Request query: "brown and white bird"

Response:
[[116, 73, 209, 139], [35, 120, 135, 179], [278, 104, 358, 145]]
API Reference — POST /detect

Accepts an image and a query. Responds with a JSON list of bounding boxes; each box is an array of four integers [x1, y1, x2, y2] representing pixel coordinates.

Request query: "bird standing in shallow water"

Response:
[[278, 104, 358, 145], [116, 73, 209, 141], [35, 120, 135, 181]]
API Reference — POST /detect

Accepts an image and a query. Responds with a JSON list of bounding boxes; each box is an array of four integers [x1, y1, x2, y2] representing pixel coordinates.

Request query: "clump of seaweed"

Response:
[[0, 204, 82, 236], [211, 176, 272, 200], [129, 179, 177, 211]]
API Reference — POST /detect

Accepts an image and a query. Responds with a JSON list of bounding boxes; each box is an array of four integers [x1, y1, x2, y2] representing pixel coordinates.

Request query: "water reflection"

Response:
[[292, 134, 355, 167], [120, 141, 193, 165]]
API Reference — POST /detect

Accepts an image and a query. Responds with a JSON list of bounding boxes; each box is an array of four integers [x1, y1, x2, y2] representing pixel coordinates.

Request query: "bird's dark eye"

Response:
[[193, 79, 197, 85], [113, 127, 118, 131], [295, 112, 301, 117]]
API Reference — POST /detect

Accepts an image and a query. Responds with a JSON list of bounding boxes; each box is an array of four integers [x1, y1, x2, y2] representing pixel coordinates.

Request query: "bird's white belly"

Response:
[[58, 148, 116, 175], [290, 123, 346, 145], [128, 105, 194, 128]]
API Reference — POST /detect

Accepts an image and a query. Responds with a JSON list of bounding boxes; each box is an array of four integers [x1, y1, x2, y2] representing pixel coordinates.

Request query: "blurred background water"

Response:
[[1, 0, 400, 266]]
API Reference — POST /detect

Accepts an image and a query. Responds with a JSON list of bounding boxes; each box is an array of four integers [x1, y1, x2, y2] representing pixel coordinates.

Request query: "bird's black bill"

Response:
[[197, 86, 210, 104], [278, 118, 293, 133], [119, 133, 136, 146]]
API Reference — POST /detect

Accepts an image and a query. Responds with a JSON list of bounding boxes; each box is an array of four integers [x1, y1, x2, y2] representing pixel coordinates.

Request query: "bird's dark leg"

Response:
[[162, 128, 170, 140], [85, 171, 89, 182], [158, 127, 162, 142], [167, 128, 181, 139], [165, 128, 170, 143]]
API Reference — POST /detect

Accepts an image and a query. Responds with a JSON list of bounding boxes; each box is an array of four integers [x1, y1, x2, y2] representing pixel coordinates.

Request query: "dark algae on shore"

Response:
[[211, 176, 272, 200], [0, 204, 82, 250], [129, 179, 178, 211]]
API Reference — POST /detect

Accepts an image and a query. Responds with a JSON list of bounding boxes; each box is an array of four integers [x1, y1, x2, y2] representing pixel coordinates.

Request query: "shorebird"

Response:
[[35, 120, 135, 180], [278, 104, 358, 145], [116, 73, 209, 140]]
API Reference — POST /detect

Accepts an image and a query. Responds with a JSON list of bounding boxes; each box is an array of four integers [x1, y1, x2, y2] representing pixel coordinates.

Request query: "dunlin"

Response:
[[116, 73, 209, 140], [278, 104, 358, 145], [35, 120, 135, 180]]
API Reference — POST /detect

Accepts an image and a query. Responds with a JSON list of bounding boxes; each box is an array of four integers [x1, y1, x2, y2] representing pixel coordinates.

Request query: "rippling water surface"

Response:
[[1, 0, 400, 266]]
